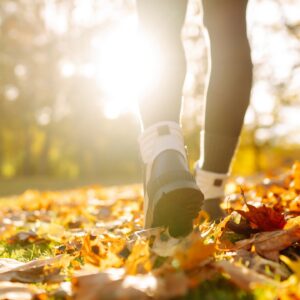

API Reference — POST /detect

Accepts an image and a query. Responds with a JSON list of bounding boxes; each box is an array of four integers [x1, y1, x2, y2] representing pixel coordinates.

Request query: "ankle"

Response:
[[139, 121, 187, 166], [195, 167, 228, 200]]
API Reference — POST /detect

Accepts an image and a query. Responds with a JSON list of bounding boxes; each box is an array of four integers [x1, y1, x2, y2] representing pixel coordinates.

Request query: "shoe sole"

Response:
[[151, 181, 204, 237]]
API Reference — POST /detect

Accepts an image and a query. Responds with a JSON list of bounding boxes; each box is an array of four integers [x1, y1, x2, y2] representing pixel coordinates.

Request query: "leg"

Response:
[[137, 0, 188, 128], [196, 0, 253, 219], [201, 0, 252, 173], [137, 0, 203, 236]]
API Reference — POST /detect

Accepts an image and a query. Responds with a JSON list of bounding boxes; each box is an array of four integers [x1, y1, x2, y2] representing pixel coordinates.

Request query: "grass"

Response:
[[181, 277, 254, 300], [0, 241, 54, 262]]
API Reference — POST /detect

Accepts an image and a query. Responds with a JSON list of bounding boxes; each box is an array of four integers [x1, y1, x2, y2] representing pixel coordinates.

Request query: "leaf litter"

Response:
[[1, 164, 300, 299]]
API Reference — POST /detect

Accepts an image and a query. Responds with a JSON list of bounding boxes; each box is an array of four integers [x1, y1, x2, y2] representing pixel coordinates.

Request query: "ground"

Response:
[[1, 164, 300, 299]]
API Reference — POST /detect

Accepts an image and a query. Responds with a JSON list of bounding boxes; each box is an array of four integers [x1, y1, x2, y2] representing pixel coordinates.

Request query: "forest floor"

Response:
[[0, 163, 300, 299]]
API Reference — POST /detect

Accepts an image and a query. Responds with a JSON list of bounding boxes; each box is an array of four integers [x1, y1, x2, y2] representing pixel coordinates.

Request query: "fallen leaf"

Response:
[[280, 255, 300, 279], [36, 222, 68, 242], [81, 234, 123, 269], [215, 260, 278, 290], [125, 239, 152, 275], [233, 225, 300, 261], [7, 231, 46, 245], [0, 281, 39, 300], [72, 269, 188, 300], [72, 270, 147, 300], [0, 255, 68, 283], [254, 226, 300, 261], [236, 204, 286, 232], [234, 250, 290, 279], [174, 233, 215, 270]]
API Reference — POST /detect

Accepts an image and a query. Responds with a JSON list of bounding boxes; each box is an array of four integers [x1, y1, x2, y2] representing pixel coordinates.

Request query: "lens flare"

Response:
[[93, 21, 162, 119]]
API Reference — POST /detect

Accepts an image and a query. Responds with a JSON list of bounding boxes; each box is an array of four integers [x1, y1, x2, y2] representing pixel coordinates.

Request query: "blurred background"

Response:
[[0, 0, 300, 195]]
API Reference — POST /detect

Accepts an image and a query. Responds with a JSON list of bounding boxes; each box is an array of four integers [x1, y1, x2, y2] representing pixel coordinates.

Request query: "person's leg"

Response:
[[137, 0, 203, 236], [136, 0, 187, 127], [196, 0, 253, 219]]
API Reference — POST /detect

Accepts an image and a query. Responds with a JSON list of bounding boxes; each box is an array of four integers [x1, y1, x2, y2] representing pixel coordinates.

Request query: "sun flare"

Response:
[[92, 19, 162, 119]]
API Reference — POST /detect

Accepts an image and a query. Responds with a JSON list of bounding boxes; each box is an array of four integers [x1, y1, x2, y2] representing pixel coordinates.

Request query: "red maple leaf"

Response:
[[236, 204, 286, 232], [235, 188, 286, 232]]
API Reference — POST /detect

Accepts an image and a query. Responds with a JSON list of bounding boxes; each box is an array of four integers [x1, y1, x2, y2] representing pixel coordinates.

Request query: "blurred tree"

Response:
[[0, 0, 140, 179]]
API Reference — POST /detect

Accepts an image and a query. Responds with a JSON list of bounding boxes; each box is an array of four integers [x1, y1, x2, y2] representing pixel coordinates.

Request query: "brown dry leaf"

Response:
[[55, 238, 83, 256], [7, 230, 46, 245], [0, 255, 68, 283], [0, 259, 24, 273], [72, 270, 149, 300], [72, 269, 188, 300], [120, 272, 188, 299], [234, 250, 290, 279], [254, 225, 300, 261], [232, 225, 300, 261], [215, 260, 278, 291]]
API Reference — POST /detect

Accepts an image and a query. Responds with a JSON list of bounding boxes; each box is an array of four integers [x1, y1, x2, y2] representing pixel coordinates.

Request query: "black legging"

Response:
[[137, 0, 253, 174]]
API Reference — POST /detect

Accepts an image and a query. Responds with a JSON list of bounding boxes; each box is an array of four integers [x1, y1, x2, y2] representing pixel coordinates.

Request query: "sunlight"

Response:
[[251, 82, 275, 114], [93, 19, 162, 119], [43, 2, 68, 35], [60, 61, 76, 78]]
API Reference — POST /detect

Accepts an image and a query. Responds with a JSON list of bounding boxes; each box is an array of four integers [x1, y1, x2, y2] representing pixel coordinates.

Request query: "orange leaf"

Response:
[[175, 233, 215, 270]]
